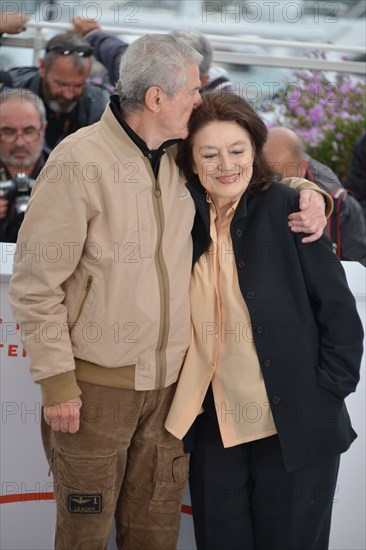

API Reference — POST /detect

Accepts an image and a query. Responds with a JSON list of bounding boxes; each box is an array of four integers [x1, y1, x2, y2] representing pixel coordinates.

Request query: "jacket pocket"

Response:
[[63, 267, 96, 331], [70, 275, 93, 333], [316, 365, 346, 402]]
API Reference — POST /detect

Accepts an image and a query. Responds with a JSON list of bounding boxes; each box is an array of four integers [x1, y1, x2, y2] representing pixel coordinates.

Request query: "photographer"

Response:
[[0, 88, 48, 242], [8, 31, 110, 150]]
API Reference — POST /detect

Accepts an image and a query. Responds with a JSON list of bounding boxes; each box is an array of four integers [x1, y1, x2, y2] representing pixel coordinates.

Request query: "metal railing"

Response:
[[1, 20, 365, 75]]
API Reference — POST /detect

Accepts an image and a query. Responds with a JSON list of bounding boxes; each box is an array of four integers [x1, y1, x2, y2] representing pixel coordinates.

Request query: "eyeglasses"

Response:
[[0, 127, 43, 143], [45, 44, 94, 57]]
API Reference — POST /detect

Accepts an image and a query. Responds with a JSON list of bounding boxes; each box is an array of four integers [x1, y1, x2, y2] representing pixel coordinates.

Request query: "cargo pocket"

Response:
[[53, 448, 116, 514], [149, 444, 189, 513]]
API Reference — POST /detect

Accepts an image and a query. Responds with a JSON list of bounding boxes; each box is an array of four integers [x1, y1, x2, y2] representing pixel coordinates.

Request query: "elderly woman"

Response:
[[166, 92, 363, 550]]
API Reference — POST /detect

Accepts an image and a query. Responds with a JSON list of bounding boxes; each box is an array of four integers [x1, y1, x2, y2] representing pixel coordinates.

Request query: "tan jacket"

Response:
[[9, 104, 195, 405], [9, 104, 332, 407]]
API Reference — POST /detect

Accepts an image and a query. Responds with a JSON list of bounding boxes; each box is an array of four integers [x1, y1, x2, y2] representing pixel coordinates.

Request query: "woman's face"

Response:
[[191, 120, 255, 208]]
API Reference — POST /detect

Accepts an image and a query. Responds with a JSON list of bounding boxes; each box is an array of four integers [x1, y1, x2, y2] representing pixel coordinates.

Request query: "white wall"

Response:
[[1, 244, 364, 550]]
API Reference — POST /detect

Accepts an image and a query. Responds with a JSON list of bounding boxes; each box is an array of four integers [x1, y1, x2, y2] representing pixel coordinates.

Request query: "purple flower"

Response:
[[349, 114, 364, 122], [297, 127, 323, 148], [294, 106, 306, 117], [340, 112, 351, 120], [340, 82, 353, 95], [309, 104, 325, 124], [260, 54, 365, 183]]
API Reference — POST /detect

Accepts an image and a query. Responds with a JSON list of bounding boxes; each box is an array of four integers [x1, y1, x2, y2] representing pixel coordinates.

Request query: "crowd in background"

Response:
[[0, 9, 365, 263]]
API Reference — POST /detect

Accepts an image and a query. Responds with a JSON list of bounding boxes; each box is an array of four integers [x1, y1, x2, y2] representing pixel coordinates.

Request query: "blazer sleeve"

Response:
[[294, 230, 364, 400]]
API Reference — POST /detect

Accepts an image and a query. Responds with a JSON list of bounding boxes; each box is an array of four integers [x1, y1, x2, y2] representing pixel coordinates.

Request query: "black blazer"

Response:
[[187, 176, 364, 472]]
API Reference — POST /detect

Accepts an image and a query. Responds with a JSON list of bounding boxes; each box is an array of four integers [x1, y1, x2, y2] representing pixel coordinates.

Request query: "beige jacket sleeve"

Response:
[[9, 149, 89, 406], [281, 176, 334, 218]]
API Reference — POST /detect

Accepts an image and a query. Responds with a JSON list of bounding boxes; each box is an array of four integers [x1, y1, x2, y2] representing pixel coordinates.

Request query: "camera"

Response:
[[0, 173, 36, 224]]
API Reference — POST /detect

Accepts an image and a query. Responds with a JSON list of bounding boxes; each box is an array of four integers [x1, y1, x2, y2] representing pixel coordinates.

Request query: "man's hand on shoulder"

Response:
[[44, 396, 82, 433], [288, 189, 327, 243]]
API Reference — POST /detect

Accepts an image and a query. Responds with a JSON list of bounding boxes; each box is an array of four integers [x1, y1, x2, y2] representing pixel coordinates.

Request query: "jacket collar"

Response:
[[109, 94, 179, 176]]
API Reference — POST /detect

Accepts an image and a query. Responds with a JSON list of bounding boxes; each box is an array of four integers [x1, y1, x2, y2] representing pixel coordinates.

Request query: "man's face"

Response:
[[40, 55, 91, 113], [158, 63, 202, 141], [0, 99, 45, 168]]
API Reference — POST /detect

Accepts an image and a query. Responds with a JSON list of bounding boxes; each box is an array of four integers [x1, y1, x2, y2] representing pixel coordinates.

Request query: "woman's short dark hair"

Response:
[[177, 91, 278, 193]]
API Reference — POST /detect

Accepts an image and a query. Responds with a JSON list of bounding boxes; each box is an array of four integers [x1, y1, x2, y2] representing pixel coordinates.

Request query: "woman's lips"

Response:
[[216, 174, 239, 184]]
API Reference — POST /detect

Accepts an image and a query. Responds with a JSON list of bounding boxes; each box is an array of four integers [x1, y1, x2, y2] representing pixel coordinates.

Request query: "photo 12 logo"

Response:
[[2, 2, 140, 24], [202, 2, 340, 24]]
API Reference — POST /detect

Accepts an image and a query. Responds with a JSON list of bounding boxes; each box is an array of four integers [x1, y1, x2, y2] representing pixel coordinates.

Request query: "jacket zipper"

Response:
[[151, 174, 169, 388], [154, 180, 161, 198]]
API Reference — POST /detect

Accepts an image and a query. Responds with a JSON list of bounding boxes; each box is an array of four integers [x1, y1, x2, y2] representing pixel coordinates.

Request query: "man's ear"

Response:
[[145, 86, 163, 113], [38, 58, 46, 78], [200, 74, 209, 86]]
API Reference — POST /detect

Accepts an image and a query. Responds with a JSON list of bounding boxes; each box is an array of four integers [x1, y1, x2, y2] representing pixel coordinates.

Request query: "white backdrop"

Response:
[[1, 243, 365, 550]]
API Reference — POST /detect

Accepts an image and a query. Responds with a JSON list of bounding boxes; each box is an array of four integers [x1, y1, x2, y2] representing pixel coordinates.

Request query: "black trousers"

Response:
[[189, 387, 340, 550]]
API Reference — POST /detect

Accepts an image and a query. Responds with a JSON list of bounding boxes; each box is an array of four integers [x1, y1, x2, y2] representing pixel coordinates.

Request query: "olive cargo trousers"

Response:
[[42, 381, 189, 550]]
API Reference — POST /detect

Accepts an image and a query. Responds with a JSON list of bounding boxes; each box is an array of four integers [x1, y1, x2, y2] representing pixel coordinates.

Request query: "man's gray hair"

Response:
[[116, 34, 202, 113], [0, 88, 47, 125], [170, 30, 213, 80]]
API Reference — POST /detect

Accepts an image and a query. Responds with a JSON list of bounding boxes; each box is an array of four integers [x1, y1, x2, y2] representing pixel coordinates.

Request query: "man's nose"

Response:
[[14, 133, 27, 144], [60, 86, 76, 101]]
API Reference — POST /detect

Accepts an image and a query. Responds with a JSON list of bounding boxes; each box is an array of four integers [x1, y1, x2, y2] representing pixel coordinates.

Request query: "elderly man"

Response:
[[10, 34, 329, 550], [264, 126, 366, 265], [0, 88, 48, 242], [8, 31, 110, 149]]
